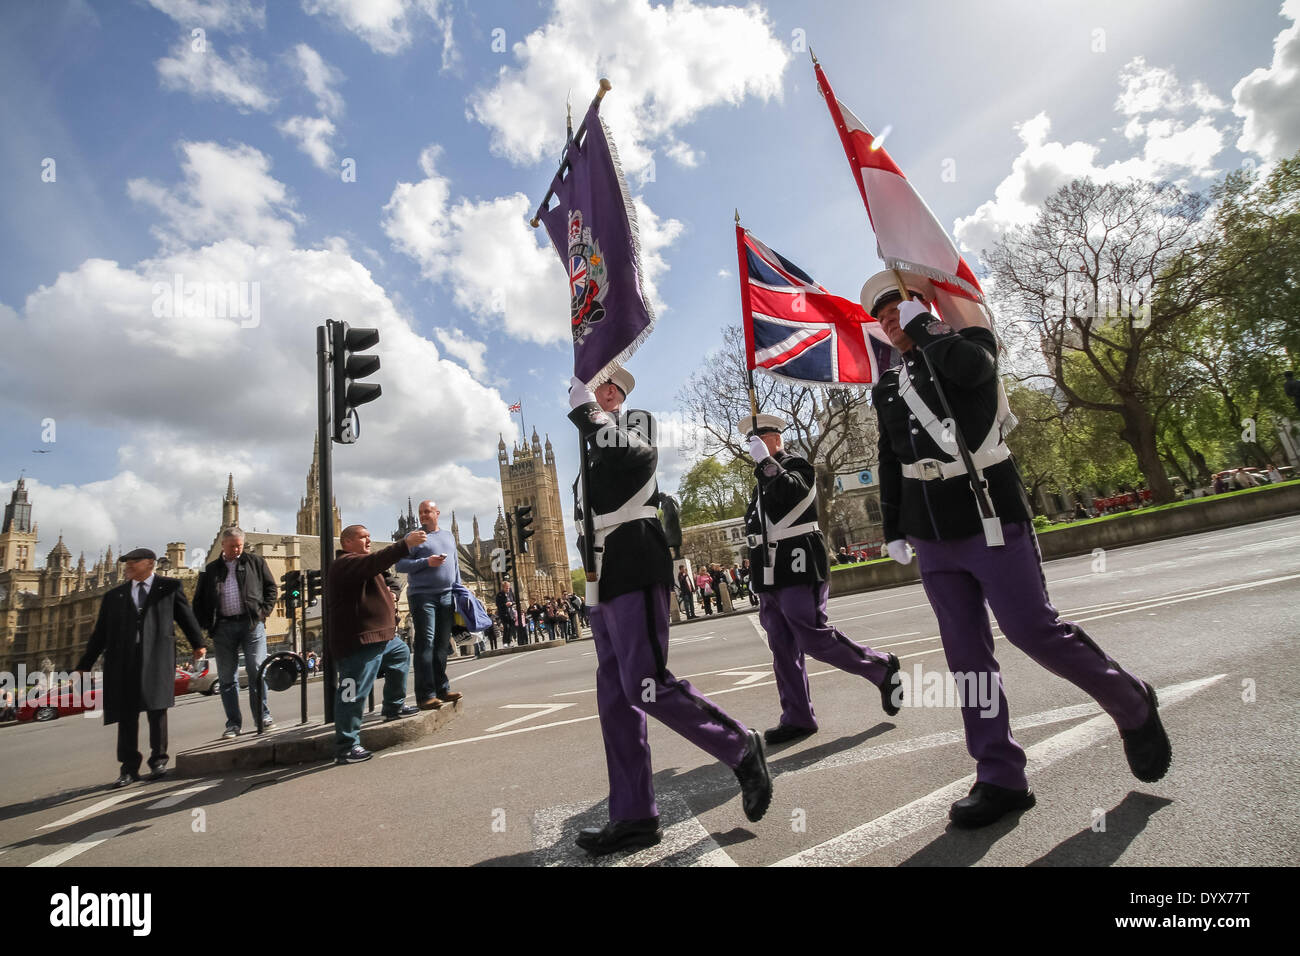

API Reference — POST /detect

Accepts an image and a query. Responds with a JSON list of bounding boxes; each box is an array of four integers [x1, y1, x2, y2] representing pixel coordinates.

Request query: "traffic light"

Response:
[[305, 569, 323, 607], [330, 321, 382, 444], [505, 548, 515, 575], [280, 570, 302, 616], [514, 505, 534, 553]]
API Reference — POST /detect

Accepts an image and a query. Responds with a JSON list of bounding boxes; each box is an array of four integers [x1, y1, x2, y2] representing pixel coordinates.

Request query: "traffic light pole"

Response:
[[317, 322, 337, 723], [505, 511, 524, 641]]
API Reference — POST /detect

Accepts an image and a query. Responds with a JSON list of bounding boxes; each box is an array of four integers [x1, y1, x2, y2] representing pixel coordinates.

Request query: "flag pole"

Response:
[[737, 210, 776, 586], [529, 79, 613, 229]]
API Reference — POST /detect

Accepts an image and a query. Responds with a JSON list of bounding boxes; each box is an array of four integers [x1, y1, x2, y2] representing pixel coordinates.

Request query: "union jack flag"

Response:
[[507, 401, 522, 413], [736, 225, 893, 386]]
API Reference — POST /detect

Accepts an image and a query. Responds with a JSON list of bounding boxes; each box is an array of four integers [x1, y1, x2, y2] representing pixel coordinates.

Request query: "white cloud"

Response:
[[146, 0, 265, 32], [955, 56, 1231, 261], [301, 0, 453, 58], [467, 0, 788, 179], [1116, 56, 1226, 116], [277, 115, 338, 170], [155, 36, 274, 112], [288, 43, 345, 117], [127, 141, 300, 249], [381, 145, 568, 345], [382, 145, 682, 346], [434, 327, 489, 379], [1232, 0, 1300, 162], [0, 142, 514, 569]]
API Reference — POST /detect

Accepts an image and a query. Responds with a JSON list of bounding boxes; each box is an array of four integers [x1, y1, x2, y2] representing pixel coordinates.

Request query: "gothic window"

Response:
[[864, 495, 882, 523]]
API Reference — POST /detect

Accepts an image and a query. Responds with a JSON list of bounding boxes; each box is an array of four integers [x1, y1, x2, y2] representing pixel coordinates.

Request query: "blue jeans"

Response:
[[334, 636, 411, 755], [213, 617, 270, 730], [409, 591, 453, 702]]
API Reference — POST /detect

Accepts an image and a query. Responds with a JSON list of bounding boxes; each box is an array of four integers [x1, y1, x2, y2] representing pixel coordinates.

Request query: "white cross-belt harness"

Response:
[[894, 366, 1018, 547], [752, 482, 819, 586], [575, 470, 660, 606]]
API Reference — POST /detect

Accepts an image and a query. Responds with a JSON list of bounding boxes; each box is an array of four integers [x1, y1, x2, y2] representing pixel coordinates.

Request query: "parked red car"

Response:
[[16, 670, 191, 722]]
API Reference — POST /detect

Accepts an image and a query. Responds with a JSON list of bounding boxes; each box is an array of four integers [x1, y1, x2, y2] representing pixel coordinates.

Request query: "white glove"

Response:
[[745, 434, 771, 463], [897, 299, 928, 329], [568, 375, 596, 410], [886, 539, 913, 565]]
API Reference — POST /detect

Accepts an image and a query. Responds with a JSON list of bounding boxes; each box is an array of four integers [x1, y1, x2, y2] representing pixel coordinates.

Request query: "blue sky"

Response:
[[1, 0, 1297, 568]]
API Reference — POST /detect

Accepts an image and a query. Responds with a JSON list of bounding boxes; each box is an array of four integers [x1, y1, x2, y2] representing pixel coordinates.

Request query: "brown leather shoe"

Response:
[[418, 697, 443, 710], [441, 691, 463, 703]]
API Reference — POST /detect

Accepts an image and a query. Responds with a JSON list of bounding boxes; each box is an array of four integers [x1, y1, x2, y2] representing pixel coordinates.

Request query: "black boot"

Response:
[[575, 817, 663, 855], [734, 730, 773, 822]]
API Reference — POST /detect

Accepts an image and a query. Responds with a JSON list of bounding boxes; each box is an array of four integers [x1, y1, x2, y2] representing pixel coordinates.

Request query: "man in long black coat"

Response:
[[76, 548, 206, 788]]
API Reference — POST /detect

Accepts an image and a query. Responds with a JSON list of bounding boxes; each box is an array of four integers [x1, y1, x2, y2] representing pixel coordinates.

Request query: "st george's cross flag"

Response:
[[813, 59, 991, 331], [538, 102, 655, 387], [737, 225, 893, 386]]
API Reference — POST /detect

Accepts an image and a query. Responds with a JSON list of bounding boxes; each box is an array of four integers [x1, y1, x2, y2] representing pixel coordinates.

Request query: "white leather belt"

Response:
[[901, 443, 1012, 481]]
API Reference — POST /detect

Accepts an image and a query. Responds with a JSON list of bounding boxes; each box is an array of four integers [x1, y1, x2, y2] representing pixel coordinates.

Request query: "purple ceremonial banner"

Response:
[[539, 103, 655, 387]]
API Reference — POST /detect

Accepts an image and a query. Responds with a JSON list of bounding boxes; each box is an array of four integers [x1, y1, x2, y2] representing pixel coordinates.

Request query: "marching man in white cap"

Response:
[[865, 268, 1171, 828], [567, 366, 772, 855], [742, 412, 902, 745]]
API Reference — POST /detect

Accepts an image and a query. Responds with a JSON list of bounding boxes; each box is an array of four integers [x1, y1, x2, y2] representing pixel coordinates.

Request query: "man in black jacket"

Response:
[[743, 412, 901, 747], [866, 269, 1170, 828], [567, 366, 771, 855], [76, 548, 206, 787], [193, 527, 277, 738]]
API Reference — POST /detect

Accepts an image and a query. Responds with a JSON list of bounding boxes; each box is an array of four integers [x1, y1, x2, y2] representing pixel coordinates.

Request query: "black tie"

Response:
[[136, 582, 147, 609]]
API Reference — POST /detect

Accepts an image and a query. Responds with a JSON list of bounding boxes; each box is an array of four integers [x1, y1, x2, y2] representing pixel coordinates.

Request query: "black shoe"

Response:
[[335, 746, 373, 765], [575, 817, 663, 856], [949, 782, 1036, 828], [383, 704, 420, 722], [147, 758, 168, 780], [880, 653, 902, 717], [113, 772, 140, 789], [1121, 681, 1172, 783], [763, 723, 816, 746], [734, 730, 773, 823]]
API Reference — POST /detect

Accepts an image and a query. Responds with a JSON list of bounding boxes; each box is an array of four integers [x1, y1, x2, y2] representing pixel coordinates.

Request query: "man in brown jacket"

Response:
[[328, 524, 426, 764]]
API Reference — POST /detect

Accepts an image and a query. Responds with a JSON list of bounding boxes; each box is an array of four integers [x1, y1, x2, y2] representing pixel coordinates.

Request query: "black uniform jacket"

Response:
[[872, 316, 1032, 542], [76, 576, 205, 724], [744, 450, 828, 593], [193, 550, 278, 630], [568, 403, 673, 602]]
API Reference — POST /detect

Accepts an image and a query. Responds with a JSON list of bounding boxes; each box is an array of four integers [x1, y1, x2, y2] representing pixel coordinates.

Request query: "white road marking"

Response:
[[38, 792, 137, 831], [454, 656, 526, 681], [771, 674, 1226, 867], [531, 794, 736, 867], [380, 714, 601, 757], [717, 669, 771, 686], [146, 783, 217, 810], [747, 614, 769, 647], [28, 826, 131, 867], [551, 660, 777, 697], [486, 703, 577, 732]]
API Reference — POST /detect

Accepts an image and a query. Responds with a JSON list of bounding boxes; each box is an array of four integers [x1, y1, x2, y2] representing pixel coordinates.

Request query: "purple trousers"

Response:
[[591, 585, 750, 822], [759, 581, 893, 730], [910, 521, 1151, 790]]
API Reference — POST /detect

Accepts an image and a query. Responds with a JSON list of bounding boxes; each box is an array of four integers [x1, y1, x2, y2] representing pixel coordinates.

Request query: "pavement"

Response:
[[1, 515, 1297, 868]]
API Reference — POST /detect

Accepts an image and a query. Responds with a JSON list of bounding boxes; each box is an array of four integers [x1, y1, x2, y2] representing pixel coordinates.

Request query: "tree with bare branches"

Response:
[[985, 179, 1212, 503], [675, 325, 876, 529]]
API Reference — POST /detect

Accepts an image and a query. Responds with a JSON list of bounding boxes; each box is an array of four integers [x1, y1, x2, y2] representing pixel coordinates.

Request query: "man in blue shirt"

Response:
[[395, 500, 464, 709]]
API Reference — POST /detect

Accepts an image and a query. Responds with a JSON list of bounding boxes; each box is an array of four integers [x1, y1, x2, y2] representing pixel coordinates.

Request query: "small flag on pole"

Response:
[[737, 225, 892, 386], [507, 401, 521, 413], [813, 57, 990, 330]]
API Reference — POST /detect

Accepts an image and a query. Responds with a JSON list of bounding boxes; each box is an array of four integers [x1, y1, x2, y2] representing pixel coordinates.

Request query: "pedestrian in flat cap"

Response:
[[568, 366, 772, 855], [865, 268, 1170, 828], [327, 525, 426, 764], [193, 527, 278, 738], [75, 548, 206, 788], [742, 413, 902, 747]]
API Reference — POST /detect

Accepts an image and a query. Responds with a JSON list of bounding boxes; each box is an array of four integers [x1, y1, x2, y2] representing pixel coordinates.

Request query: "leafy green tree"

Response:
[[676, 455, 753, 527]]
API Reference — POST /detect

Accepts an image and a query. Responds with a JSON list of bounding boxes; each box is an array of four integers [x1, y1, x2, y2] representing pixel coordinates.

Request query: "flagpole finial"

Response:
[[597, 77, 612, 100], [734, 208, 740, 225], [809, 47, 818, 65]]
